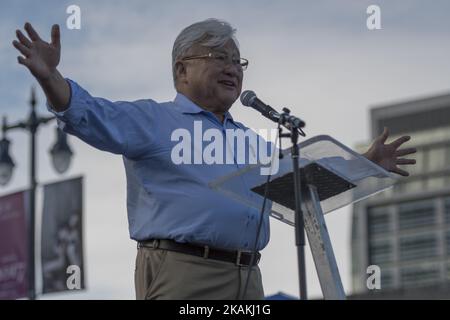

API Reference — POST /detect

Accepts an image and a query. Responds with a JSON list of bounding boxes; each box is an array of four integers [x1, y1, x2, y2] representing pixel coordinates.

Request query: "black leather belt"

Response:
[[137, 239, 261, 267]]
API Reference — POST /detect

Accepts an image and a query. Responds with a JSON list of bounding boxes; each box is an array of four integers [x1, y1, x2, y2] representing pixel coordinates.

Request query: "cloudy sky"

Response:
[[1, 0, 450, 299]]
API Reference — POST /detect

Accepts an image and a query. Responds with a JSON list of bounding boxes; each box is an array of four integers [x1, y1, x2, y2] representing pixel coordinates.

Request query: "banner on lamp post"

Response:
[[0, 190, 29, 300], [41, 176, 84, 294]]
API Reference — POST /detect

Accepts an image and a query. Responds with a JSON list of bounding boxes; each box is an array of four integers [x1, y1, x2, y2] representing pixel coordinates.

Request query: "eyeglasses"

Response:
[[181, 52, 249, 71]]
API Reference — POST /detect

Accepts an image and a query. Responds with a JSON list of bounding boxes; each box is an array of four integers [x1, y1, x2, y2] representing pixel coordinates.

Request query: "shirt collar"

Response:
[[173, 92, 236, 123]]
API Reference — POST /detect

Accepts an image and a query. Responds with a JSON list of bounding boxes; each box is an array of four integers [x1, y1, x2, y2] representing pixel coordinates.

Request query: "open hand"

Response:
[[364, 127, 417, 176], [12, 23, 61, 81]]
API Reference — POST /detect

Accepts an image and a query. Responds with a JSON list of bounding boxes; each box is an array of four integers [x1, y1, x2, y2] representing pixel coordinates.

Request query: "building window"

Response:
[[399, 234, 438, 261], [447, 264, 450, 281], [381, 269, 395, 290], [398, 199, 435, 231], [368, 206, 392, 236], [446, 232, 450, 256], [444, 198, 450, 224], [400, 266, 440, 288], [369, 242, 393, 265]]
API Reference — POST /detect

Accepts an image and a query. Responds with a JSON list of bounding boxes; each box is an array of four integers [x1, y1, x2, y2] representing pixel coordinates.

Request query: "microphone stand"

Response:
[[277, 108, 307, 300], [242, 92, 308, 299]]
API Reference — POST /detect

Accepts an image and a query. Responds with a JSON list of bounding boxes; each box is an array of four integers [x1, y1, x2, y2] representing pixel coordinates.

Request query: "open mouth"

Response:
[[218, 80, 236, 89]]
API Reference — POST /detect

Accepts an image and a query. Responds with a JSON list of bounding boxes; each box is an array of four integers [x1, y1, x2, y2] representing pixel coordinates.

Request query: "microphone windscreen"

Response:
[[240, 90, 256, 106]]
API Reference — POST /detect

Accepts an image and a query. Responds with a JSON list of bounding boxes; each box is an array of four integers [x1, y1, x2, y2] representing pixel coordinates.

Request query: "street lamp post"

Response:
[[0, 87, 73, 300]]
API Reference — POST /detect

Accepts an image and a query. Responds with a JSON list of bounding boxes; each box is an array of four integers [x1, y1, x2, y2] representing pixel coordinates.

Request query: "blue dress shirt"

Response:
[[48, 79, 271, 251]]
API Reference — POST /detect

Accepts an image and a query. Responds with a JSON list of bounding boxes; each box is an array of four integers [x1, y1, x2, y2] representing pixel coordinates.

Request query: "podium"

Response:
[[209, 135, 397, 300]]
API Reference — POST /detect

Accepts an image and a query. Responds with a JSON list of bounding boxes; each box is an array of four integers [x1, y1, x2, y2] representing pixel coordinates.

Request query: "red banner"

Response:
[[0, 190, 28, 300]]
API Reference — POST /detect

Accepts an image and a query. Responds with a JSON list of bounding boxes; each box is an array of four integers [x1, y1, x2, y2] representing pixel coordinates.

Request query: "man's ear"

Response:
[[175, 61, 188, 83]]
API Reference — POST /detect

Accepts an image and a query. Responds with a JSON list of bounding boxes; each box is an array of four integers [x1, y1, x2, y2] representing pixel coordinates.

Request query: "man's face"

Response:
[[177, 40, 244, 115]]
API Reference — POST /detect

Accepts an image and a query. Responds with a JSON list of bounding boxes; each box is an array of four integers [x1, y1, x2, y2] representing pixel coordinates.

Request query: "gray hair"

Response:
[[172, 18, 239, 85]]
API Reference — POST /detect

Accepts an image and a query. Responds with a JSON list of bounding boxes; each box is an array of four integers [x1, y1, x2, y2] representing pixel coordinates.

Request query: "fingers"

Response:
[[391, 167, 409, 177], [16, 29, 32, 47], [17, 56, 31, 68], [12, 40, 31, 57], [378, 127, 389, 144], [51, 24, 60, 48], [396, 158, 416, 165], [395, 147, 417, 157], [390, 135, 411, 149], [24, 22, 41, 41]]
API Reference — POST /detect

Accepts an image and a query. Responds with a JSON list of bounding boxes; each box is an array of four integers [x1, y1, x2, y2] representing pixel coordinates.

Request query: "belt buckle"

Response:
[[203, 246, 210, 259], [137, 239, 160, 250], [235, 251, 260, 267], [152, 239, 160, 249], [235, 251, 244, 266]]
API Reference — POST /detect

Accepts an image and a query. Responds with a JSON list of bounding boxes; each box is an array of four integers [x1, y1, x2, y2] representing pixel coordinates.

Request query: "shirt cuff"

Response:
[[46, 78, 86, 129]]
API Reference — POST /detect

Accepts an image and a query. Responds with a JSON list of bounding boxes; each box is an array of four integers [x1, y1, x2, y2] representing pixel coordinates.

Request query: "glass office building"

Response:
[[351, 92, 450, 298]]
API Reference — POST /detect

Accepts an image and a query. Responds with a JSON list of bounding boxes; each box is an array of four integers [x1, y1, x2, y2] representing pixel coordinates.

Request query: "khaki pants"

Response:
[[134, 246, 265, 300]]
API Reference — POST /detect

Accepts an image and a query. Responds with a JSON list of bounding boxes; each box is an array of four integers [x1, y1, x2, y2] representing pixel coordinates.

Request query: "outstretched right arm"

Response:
[[13, 23, 70, 112], [12, 23, 157, 159]]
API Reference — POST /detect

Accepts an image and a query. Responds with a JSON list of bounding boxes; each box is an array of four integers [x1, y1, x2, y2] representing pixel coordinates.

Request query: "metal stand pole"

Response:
[[28, 93, 37, 300], [290, 127, 308, 300], [278, 107, 308, 300]]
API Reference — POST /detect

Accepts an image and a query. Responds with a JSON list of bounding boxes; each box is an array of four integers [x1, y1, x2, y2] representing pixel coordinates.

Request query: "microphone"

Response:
[[240, 90, 305, 129], [240, 90, 279, 122]]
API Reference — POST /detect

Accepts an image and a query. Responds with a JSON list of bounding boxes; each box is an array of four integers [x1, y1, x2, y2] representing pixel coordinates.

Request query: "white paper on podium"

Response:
[[209, 135, 398, 226]]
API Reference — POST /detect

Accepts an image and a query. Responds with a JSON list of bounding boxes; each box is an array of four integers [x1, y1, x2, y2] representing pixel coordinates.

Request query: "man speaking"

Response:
[[12, 18, 416, 299]]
